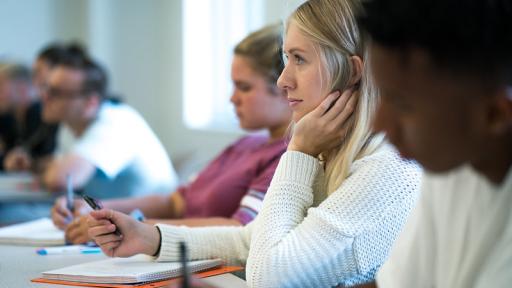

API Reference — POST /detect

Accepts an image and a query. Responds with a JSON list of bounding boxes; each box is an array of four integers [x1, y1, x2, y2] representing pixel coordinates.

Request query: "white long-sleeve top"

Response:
[[156, 145, 421, 287]]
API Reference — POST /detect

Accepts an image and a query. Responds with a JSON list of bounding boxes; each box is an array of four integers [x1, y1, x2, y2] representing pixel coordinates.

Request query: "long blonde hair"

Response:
[[289, 0, 385, 195]]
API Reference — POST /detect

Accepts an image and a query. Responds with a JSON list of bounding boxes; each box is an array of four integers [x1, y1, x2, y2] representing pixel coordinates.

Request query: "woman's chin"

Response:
[[292, 113, 305, 123]]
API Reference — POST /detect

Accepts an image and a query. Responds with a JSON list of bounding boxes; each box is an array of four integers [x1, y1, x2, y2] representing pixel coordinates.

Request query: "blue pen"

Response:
[[36, 245, 102, 255], [66, 174, 74, 213]]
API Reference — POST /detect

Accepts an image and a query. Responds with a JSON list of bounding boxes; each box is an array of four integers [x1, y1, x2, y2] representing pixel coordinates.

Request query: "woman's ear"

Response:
[[348, 56, 363, 88], [488, 86, 512, 135], [85, 92, 102, 115]]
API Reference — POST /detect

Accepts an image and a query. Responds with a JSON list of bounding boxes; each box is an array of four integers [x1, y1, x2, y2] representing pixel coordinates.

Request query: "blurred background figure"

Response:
[[0, 42, 178, 225], [0, 59, 58, 172], [0, 43, 81, 172], [39, 47, 178, 199]]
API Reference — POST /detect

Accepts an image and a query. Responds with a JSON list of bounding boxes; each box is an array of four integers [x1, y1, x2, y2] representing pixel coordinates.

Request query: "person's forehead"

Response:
[[50, 66, 84, 85], [283, 22, 315, 53]]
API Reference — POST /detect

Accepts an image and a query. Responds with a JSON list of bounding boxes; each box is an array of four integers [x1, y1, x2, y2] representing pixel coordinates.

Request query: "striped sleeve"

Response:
[[232, 189, 266, 225]]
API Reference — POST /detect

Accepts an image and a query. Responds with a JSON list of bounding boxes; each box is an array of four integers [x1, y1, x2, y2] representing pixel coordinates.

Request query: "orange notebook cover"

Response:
[[31, 266, 243, 288]]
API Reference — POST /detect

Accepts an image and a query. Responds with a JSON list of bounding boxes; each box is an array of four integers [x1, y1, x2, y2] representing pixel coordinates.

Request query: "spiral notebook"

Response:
[[41, 254, 224, 284], [0, 218, 65, 246]]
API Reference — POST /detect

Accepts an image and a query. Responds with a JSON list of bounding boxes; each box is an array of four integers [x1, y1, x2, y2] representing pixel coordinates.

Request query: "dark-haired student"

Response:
[[353, 0, 512, 287], [3, 43, 82, 172], [40, 55, 178, 200]]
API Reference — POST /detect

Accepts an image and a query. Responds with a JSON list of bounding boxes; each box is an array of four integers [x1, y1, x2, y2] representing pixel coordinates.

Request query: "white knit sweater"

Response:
[[156, 145, 421, 287]]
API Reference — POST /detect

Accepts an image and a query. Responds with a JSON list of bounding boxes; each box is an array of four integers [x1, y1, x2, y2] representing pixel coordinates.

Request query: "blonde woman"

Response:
[[88, 0, 421, 286]]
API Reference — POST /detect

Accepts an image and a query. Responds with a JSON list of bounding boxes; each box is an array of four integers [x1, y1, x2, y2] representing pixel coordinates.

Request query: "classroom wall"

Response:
[[0, 0, 300, 180]]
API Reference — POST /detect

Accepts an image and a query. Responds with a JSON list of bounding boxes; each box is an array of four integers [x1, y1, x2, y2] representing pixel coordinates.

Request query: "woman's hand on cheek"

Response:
[[288, 88, 357, 157]]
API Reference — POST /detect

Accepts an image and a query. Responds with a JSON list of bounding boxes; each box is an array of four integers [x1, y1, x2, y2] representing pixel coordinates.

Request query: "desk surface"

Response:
[[0, 244, 247, 288], [0, 173, 55, 202]]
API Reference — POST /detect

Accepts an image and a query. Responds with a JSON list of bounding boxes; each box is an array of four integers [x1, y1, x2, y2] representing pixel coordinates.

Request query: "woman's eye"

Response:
[[238, 85, 251, 92], [294, 55, 304, 64]]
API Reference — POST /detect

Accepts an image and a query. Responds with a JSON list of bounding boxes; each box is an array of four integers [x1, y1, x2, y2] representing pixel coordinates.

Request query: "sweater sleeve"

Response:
[[246, 149, 422, 287], [155, 222, 252, 266]]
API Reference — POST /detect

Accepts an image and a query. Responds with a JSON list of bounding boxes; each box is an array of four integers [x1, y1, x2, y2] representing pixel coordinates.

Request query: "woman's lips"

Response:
[[288, 98, 303, 108]]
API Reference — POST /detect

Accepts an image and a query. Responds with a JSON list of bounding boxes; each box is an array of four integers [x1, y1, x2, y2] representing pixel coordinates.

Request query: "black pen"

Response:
[[179, 241, 190, 288], [82, 195, 122, 236]]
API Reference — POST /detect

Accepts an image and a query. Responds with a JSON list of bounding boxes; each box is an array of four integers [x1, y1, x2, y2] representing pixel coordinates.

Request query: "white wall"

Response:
[[0, 0, 296, 180]]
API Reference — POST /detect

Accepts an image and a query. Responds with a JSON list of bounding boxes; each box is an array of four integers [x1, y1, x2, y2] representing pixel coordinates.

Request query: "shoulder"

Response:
[[234, 134, 269, 146], [98, 102, 139, 119], [422, 164, 477, 186], [351, 144, 421, 177], [330, 144, 422, 209], [226, 134, 270, 151], [93, 103, 148, 130]]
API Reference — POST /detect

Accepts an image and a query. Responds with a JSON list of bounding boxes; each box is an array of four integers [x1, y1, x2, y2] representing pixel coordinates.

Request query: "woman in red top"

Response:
[[51, 24, 292, 244]]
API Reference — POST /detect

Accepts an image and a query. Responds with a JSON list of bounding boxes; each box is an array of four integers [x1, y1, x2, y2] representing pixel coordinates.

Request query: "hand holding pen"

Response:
[[51, 176, 90, 231], [83, 195, 122, 236], [87, 208, 162, 258], [51, 197, 91, 230]]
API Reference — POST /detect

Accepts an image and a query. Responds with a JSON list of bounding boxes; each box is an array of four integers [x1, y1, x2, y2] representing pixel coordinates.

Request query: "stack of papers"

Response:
[[41, 255, 223, 284], [0, 218, 65, 246]]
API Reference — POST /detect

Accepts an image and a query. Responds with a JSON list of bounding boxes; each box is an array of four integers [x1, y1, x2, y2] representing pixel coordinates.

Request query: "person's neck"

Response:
[[66, 110, 98, 137], [67, 118, 93, 137], [268, 121, 290, 142], [472, 133, 512, 185]]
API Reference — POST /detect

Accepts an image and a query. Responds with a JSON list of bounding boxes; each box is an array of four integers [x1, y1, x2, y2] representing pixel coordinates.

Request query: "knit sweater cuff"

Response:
[[154, 224, 184, 261], [272, 151, 321, 187]]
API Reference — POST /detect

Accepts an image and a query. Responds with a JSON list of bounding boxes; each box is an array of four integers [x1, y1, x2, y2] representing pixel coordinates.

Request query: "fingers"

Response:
[[100, 240, 122, 257], [312, 91, 341, 117], [65, 217, 91, 244], [88, 221, 121, 249], [6, 152, 31, 171], [323, 89, 356, 121], [333, 90, 358, 128], [52, 207, 69, 230], [89, 209, 113, 221], [93, 230, 122, 246], [17, 155, 31, 170], [52, 197, 73, 229], [89, 220, 123, 258], [87, 216, 114, 230]]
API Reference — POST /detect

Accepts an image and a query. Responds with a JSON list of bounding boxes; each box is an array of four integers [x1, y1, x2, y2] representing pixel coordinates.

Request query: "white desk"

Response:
[[0, 244, 247, 288]]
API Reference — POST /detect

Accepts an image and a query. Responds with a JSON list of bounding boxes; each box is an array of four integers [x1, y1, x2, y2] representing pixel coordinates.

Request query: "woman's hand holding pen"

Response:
[[87, 209, 161, 258], [65, 216, 92, 244], [287, 88, 357, 157], [51, 196, 91, 229]]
